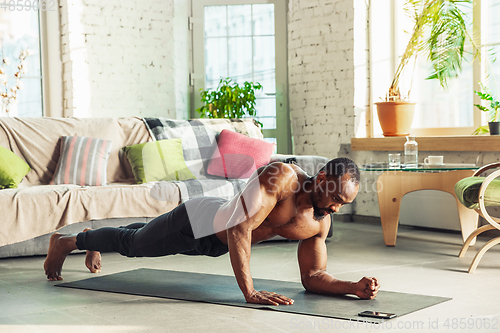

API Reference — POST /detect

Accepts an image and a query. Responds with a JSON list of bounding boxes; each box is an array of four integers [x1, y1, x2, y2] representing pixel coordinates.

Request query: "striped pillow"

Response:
[[50, 136, 113, 186]]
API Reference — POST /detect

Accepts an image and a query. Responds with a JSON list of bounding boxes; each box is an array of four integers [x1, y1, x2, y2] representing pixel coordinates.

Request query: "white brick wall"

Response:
[[60, 0, 187, 118], [59, 0, 354, 147], [288, 0, 355, 157]]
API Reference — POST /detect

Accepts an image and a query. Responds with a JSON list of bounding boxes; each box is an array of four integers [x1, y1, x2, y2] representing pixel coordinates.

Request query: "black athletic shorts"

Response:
[[76, 197, 229, 258]]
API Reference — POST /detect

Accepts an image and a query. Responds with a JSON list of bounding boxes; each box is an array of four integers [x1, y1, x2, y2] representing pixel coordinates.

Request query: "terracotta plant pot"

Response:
[[375, 101, 416, 137]]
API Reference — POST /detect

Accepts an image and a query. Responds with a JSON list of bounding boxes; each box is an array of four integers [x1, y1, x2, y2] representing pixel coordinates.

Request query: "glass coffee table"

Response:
[[361, 163, 479, 247]]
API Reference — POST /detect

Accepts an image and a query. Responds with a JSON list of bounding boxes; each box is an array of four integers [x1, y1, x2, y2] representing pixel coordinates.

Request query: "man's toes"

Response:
[[48, 274, 61, 281]]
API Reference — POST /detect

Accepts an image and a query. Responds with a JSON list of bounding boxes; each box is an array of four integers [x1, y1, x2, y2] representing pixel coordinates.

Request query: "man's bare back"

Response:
[[44, 158, 380, 305]]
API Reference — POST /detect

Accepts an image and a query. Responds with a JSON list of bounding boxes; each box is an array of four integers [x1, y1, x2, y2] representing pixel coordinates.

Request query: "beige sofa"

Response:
[[0, 117, 182, 258], [0, 116, 330, 258]]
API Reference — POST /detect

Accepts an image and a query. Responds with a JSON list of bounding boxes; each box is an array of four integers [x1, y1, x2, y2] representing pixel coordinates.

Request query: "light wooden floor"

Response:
[[1, 221, 499, 333]]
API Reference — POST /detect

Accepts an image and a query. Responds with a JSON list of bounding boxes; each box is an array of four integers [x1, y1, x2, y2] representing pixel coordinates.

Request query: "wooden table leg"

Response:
[[377, 172, 402, 246]]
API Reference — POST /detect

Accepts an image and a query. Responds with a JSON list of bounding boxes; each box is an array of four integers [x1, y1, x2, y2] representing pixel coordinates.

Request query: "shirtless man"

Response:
[[44, 157, 380, 305]]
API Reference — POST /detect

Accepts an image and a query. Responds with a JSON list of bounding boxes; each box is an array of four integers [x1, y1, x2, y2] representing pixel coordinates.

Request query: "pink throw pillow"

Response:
[[207, 129, 275, 179]]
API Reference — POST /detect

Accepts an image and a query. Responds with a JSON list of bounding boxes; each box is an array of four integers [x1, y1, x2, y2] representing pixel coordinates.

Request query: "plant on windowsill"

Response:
[[377, 0, 477, 137], [472, 83, 500, 135], [196, 77, 263, 128]]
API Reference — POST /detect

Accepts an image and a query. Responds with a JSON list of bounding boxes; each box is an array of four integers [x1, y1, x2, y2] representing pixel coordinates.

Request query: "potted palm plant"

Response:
[[472, 84, 500, 135], [377, 0, 476, 136]]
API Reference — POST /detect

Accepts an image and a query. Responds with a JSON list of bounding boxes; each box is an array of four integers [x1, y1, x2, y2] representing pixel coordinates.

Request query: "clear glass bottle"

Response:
[[404, 136, 418, 168]]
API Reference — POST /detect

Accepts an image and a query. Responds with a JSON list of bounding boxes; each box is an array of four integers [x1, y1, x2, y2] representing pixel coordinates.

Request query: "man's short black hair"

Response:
[[320, 157, 360, 184]]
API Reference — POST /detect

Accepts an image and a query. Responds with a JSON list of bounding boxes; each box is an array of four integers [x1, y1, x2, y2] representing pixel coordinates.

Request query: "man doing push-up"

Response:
[[44, 157, 380, 305]]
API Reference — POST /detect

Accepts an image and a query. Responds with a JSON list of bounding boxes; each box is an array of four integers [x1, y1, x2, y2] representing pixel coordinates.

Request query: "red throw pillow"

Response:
[[207, 129, 275, 179]]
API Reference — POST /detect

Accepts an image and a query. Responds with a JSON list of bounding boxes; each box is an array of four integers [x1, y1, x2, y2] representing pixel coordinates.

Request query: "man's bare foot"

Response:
[[44, 233, 78, 281], [83, 228, 102, 273]]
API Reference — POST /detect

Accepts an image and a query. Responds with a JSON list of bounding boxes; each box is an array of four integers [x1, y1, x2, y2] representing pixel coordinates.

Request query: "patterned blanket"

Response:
[[150, 178, 247, 203], [143, 117, 330, 203], [143, 117, 260, 202]]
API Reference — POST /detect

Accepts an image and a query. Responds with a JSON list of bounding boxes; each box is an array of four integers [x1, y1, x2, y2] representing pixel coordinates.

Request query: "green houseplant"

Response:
[[377, 0, 477, 136], [472, 84, 500, 135], [196, 78, 263, 126]]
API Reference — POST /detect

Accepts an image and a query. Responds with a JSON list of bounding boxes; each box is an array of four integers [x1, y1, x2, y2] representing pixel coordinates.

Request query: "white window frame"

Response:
[[39, 8, 63, 117]]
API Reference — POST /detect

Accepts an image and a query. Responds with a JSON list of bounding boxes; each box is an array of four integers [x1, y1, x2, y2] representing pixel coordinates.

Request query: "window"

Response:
[[192, 0, 291, 153], [0, 9, 43, 117], [355, 0, 500, 137], [204, 4, 276, 129], [483, 0, 500, 98]]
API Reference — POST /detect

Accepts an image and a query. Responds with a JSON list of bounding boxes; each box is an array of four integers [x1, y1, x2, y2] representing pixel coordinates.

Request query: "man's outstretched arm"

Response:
[[225, 163, 297, 305], [227, 206, 293, 306], [297, 217, 380, 299]]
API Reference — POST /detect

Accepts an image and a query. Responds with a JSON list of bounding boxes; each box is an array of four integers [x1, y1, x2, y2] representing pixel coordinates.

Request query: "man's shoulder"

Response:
[[258, 162, 303, 194], [261, 162, 307, 179], [302, 214, 331, 241]]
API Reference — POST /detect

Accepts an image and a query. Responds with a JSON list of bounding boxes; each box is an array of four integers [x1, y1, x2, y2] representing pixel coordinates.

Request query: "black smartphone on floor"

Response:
[[358, 310, 397, 319]]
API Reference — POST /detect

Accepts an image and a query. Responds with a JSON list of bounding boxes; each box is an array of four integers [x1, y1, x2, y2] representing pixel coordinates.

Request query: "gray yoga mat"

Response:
[[57, 268, 450, 321]]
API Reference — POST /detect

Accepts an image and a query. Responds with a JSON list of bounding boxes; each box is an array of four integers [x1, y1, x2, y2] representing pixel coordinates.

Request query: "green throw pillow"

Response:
[[0, 145, 31, 189], [122, 139, 196, 184]]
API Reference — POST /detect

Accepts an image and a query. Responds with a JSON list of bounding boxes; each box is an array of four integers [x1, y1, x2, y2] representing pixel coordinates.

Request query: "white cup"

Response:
[[424, 156, 444, 166]]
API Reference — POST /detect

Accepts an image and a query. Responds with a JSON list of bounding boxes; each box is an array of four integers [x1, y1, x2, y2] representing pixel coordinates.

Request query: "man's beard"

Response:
[[311, 192, 334, 221], [312, 203, 333, 221]]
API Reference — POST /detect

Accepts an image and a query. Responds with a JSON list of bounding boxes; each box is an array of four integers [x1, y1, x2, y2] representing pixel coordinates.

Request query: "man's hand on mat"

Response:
[[245, 290, 294, 306], [354, 277, 379, 300]]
